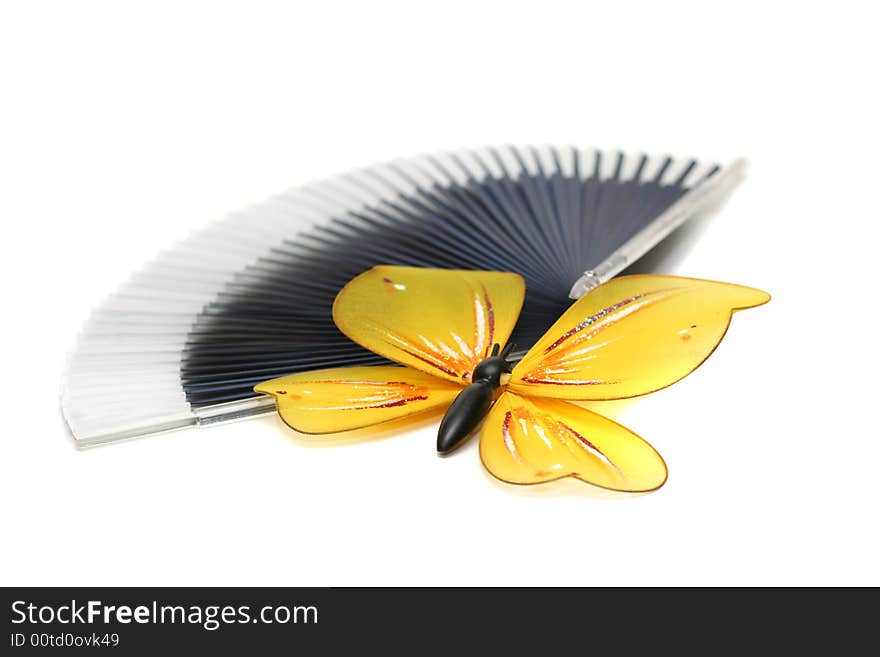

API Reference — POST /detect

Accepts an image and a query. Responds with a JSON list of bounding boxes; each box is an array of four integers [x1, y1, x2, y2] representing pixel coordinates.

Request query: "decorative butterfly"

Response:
[[254, 267, 769, 492]]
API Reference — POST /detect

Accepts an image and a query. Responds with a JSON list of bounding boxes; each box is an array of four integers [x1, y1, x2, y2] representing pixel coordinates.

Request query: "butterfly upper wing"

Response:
[[254, 366, 462, 434], [480, 392, 667, 491], [508, 275, 770, 400], [332, 266, 526, 384]]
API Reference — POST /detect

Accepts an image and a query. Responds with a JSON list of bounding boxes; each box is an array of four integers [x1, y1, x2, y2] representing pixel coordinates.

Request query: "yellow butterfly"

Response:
[[254, 267, 769, 492]]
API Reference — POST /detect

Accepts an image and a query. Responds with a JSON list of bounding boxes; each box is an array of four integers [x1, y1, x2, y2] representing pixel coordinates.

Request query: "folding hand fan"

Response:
[[61, 146, 745, 446]]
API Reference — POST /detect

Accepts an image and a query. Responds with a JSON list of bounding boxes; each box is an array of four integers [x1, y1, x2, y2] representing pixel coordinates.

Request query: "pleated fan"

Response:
[[61, 146, 745, 446]]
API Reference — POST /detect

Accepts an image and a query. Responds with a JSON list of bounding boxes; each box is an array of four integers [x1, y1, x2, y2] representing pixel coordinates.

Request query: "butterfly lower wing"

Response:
[[509, 274, 770, 400], [332, 266, 525, 384], [480, 392, 667, 492], [254, 366, 462, 434]]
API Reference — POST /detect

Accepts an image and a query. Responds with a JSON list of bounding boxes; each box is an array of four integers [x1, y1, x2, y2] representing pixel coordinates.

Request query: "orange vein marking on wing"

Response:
[[303, 379, 418, 385], [397, 346, 460, 377], [472, 284, 495, 360], [518, 377, 615, 385], [545, 294, 635, 353], [353, 394, 429, 409], [499, 405, 622, 479], [557, 420, 622, 477], [297, 381, 433, 411], [501, 410, 524, 464], [520, 288, 686, 385], [356, 282, 499, 382], [366, 319, 468, 379], [545, 287, 687, 352]]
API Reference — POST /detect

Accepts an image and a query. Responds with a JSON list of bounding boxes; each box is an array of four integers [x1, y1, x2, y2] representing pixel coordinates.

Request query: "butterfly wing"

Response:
[[480, 392, 667, 491], [508, 274, 770, 400], [254, 366, 462, 434], [333, 266, 525, 384]]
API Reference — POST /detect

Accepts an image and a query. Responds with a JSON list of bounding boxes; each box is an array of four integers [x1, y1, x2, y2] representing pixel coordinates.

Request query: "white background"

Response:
[[1, 1, 877, 586]]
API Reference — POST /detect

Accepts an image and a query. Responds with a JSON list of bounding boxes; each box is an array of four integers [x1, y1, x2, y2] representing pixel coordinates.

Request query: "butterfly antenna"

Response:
[[500, 342, 517, 371]]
